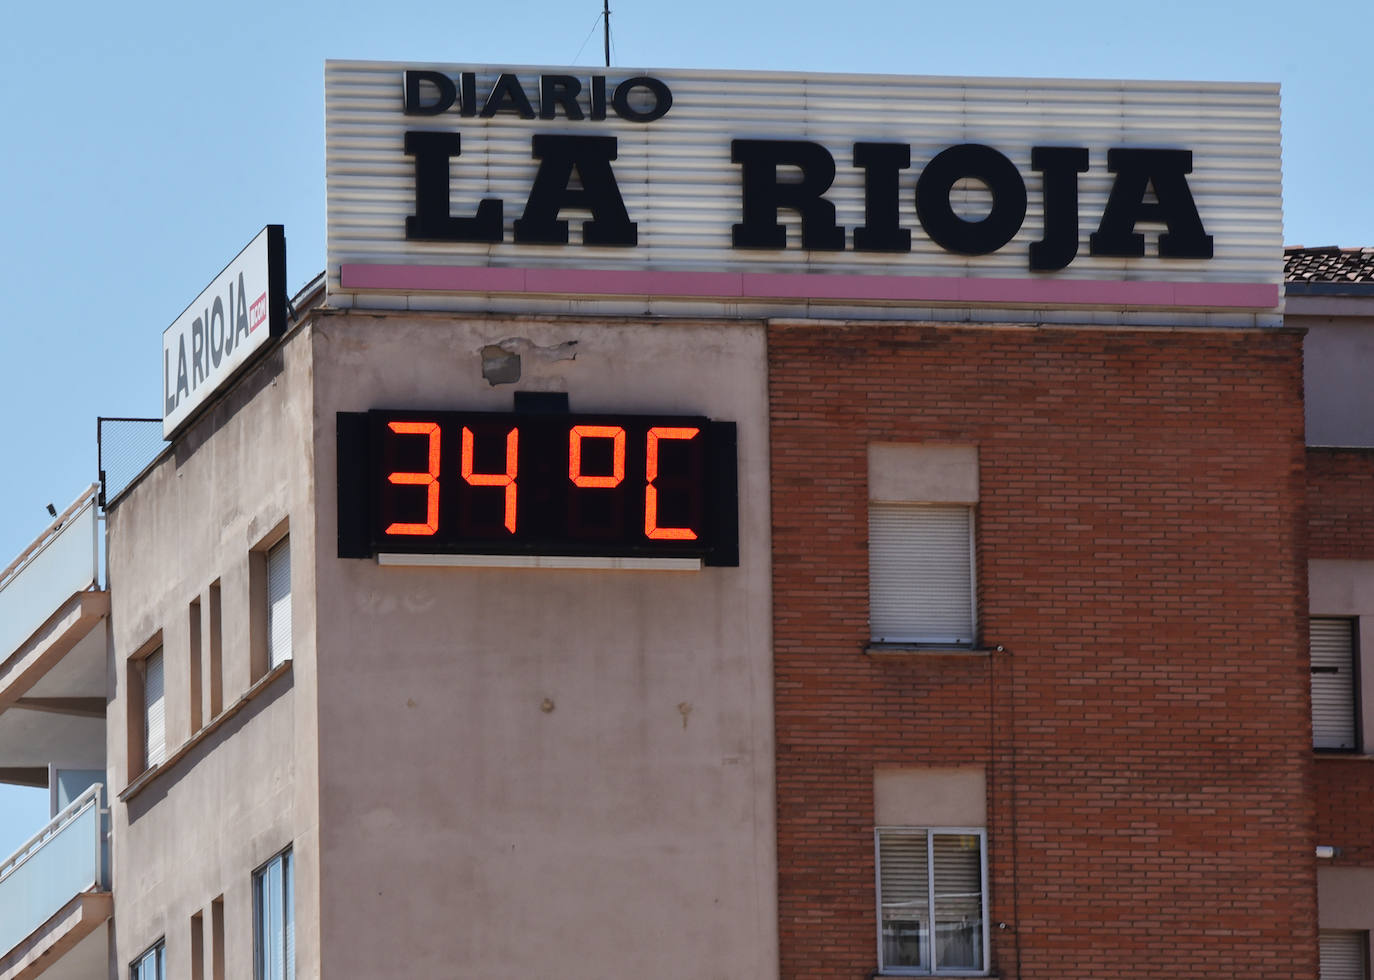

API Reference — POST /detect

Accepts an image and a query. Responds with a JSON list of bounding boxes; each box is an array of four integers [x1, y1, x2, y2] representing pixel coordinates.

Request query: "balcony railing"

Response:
[[0, 485, 99, 662], [0, 782, 108, 958]]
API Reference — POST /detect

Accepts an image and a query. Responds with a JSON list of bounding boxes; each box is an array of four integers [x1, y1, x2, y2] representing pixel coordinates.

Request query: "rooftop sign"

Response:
[[325, 63, 1282, 316], [162, 226, 287, 439]]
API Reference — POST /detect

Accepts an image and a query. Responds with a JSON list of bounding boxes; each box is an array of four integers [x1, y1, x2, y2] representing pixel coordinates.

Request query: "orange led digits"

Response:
[[644, 426, 699, 540], [461, 426, 519, 533], [385, 421, 441, 535], [568, 425, 626, 488]]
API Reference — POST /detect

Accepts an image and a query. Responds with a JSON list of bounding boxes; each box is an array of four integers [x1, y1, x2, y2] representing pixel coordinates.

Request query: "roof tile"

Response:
[[1284, 246, 1374, 284]]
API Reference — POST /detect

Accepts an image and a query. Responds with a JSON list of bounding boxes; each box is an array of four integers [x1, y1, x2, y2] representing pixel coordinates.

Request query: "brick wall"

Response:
[[1307, 447, 1374, 878], [1313, 758, 1374, 865], [768, 322, 1314, 979], [1307, 448, 1374, 560]]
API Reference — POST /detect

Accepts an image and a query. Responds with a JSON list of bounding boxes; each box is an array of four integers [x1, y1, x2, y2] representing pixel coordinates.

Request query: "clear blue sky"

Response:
[[1, 0, 1370, 855]]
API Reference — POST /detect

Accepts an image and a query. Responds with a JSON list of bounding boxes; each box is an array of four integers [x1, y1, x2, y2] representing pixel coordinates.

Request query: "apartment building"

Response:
[[0, 63, 1363, 980], [1287, 245, 1374, 980]]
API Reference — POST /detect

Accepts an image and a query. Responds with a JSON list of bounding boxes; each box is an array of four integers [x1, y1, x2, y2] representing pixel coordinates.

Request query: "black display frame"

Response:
[[337, 408, 738, 566]]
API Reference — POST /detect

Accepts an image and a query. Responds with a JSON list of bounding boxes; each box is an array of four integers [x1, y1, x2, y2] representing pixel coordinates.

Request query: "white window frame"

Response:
[[868, 503, 977, 646], [253, 847, 294, 980], [875, 826, 989, 976], [130, 939, 165, 980]]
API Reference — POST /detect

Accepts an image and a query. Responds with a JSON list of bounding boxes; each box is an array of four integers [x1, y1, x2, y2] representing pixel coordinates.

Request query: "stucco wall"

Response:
[[311, 312, 777, 979], [1298, 314, 1374, 448], [105, 329, 319, 978]]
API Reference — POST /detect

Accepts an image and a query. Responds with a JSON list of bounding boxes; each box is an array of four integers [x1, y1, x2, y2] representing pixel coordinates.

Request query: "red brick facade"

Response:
[[768, 322, 1315, 979], [1307, 448, 1374, 561], [1308, 447, 1374, 879], [1313, 758, 1374, 866]]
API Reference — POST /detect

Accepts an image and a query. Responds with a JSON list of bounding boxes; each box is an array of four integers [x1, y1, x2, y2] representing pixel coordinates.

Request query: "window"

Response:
[[210, 895, 226, 980], [1312, 617, 1360, 750], [208, 580, 223, 716], [130, 939, 165, 980], [869, 504, 976, 645], [191, 911, 204, 980], [143, 647, 166, 769], [189, 597, 203, 732], [1320, 930, 1369, 980], [876, 828, 987, 975], [254, 848, 294, 980], [266, 536, 292, 669]]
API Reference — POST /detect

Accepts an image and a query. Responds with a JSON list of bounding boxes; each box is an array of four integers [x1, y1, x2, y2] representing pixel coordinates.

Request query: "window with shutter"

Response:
[[879, 830, 931, 971], [144, 648, 166, 770], [876, 828, 987, 975], [267, 536, 292, 669], [869, 504, 976, 645], [1320, 930, 1368, 980], [1311, 617, 1359, 751]]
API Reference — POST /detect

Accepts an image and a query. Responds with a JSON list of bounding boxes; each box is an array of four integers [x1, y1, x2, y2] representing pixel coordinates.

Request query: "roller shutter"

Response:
[[1320, 930, 1368, 980], [1311, 618, 1358, 751], [869, 504, 975, 644], [267, 537, 292, 669], [144, 648, 165, 769]]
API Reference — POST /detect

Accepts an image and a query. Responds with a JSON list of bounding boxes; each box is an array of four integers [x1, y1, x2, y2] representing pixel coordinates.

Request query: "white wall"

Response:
[[311, 312, 778, 980], [105, 330, 319, 979], [1296, 309, 1374, 447]]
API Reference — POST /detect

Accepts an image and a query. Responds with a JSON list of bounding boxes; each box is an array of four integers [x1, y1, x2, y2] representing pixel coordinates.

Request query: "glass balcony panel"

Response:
[[0, 784, 104, 958], [0, 493, 98, 662]]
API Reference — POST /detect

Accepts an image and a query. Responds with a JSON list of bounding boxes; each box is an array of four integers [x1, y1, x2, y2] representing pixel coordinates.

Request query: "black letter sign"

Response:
[[513, 135, 638, 246], [1090, 149, 1213, 259], [916, 144, 1026, 255], [403, 70, 456, 115], [731, 140, 845, 251], [853, 142, 912, 253], [1029, 146, 1089, 272], [404, 131, 503, 242]]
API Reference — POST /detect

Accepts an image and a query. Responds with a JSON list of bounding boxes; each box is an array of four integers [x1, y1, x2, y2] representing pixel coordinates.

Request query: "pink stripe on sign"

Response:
[[524, 267, 746, 298], [338, 264, 1280, 311]]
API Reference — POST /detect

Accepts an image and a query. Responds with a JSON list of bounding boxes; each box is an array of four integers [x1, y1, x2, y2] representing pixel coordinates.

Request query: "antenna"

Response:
[[603, 0, 611, 67]]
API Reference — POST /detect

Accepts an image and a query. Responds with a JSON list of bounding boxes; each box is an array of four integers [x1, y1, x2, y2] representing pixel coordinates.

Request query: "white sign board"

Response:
[[325, 63, 1282, 317], [163, 226, 286, 438]]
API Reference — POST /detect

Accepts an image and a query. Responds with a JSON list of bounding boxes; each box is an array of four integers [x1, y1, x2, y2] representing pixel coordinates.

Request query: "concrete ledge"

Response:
[[0, 592, 109, 715], [0, 891, 111, 980], [866, 643, 995, 658], [119, 659, 292, 803]]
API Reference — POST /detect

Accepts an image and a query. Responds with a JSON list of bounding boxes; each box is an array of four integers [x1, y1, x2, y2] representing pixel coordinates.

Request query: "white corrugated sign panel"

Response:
[[326, 62, 1281, 319], [267, 537, 292, 669], [868, 504, 975, 644], [144, 648, 166, 768], [1311, 617, 1357, 751], [1320, 931, 1367, 980]]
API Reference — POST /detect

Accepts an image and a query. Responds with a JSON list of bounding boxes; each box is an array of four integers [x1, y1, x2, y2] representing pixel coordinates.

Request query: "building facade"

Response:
[[1289, 246, 1374, 980], [0, 63, 1366, 980]]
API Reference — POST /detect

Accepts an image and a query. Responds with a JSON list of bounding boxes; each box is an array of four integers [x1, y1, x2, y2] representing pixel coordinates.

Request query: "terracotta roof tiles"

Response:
[[1284, 246, 1374, 284]]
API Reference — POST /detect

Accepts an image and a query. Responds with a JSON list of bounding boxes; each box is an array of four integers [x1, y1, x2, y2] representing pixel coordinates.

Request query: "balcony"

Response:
[[0, 486, 106, 787], [0, 783, 110, 979], [0, 486, 110, 977]]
